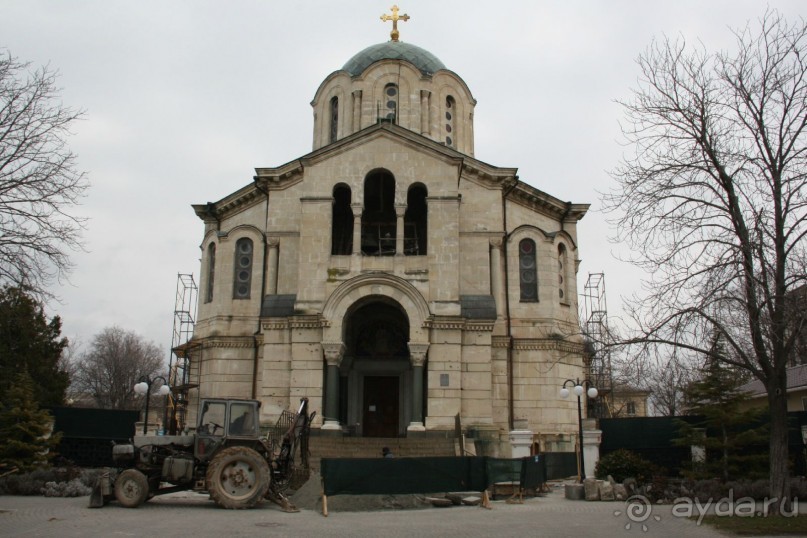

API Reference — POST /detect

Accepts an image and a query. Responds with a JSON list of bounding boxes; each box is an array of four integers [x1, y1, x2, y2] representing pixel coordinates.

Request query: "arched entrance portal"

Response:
[[321, 273, 430, 436], [340, 299, 412, 437]]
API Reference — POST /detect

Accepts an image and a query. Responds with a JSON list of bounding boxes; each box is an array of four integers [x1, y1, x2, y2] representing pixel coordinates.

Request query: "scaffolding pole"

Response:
[[581, 272, 614, 418], [166, 273, 198, 433]]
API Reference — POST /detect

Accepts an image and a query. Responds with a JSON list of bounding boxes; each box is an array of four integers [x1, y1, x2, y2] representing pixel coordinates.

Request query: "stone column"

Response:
[[395, 204, 406, 255], [351, 203, 363, 256], [265, 238, 279, 295], [582, 419, 602, 480], [321, 342, 345, 431], [351, 90, 362, 133], [407, 343, 429, 432], [420, 89, 431, 136], [490, 237, 504, 320], [509, 428, 534, 459]]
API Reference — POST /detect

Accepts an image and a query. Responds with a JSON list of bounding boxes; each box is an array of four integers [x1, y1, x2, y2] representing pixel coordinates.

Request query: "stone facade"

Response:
[[186, 36, 590, 454]]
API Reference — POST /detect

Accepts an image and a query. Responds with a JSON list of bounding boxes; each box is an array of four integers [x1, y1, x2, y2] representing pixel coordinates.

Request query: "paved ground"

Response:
[[0, 485, 749, 538]]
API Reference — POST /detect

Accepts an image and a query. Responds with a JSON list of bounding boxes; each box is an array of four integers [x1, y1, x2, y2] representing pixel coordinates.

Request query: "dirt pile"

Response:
[[289, 471, 432, 512]]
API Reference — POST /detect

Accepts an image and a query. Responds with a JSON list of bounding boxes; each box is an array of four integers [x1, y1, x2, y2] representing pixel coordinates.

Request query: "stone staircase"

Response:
[[306, 436, 458, 471]]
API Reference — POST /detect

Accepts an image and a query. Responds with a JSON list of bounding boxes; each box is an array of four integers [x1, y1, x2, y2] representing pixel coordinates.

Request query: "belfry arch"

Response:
[[321, 274, 430, 436]]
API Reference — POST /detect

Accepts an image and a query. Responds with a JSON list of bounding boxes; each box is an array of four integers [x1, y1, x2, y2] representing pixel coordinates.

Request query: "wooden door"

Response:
[[363, 376, 399, 437]]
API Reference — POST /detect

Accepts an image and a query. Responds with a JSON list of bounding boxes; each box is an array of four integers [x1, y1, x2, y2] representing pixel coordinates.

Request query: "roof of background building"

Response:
[[342, 41, 446, 76], [738, 363, 807, 397]]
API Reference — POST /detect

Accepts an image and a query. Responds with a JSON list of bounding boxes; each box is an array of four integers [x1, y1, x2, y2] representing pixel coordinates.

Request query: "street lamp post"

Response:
[[560, 378, 598, 481], [134, 375, 170, 435]]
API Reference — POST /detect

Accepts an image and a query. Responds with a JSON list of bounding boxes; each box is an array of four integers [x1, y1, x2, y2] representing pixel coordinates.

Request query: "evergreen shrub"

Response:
[[594, 449, 660, 483]]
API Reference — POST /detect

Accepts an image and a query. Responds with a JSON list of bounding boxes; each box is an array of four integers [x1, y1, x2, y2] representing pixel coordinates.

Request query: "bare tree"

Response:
[[646, 357, 697, 417], [0, 51, 88, 299], [603, 10, 807, 508], [609, 345, 695, 416], [71, 326, 164, 410]]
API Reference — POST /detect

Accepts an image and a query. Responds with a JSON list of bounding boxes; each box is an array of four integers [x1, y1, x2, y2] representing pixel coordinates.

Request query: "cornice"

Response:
[[196, 336, 257, 350], [289, 315, 325, 330], [193, 184, 266, 222], [513, 338, 585, 353], [261, 319, 290, 331], [507, 184, 589, 222], [424, 317, 494, 332]]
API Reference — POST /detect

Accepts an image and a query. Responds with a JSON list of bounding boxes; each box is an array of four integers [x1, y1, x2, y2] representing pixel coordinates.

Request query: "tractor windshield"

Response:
[[228, 402, 257, 436], [199, 401, 226, 436]]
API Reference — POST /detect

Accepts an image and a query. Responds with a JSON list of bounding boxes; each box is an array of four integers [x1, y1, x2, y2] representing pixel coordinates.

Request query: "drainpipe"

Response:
[[205, 202, 221, 233], [501, 177, 519, 431], [251, 177, 271, 400], [560, 201, 572, 232]]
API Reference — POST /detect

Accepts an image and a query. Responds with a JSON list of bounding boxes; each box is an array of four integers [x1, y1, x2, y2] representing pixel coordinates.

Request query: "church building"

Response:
[[186, 8, 590, 454]]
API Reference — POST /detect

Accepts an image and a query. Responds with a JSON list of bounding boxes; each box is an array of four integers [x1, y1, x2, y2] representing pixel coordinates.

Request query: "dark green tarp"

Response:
[[320, 456, 548, 497]]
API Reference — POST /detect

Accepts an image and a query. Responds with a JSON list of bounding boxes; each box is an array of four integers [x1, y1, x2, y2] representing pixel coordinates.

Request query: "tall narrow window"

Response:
[[384, 83, 398, 122], [361, 171, 396, 256], [404, 183, 427, 255], [205, 243, 216, 303], [332, 184, 353, 255], [558, 243, 569, 302], [519, 239, 538, 301], [329, 96, 338, 144], [445, 96, 455, 147], [233, 238, 253, 299]]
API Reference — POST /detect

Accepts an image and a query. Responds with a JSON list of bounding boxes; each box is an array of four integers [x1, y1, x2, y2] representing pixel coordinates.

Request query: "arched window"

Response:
[[332, 184, 353, 255], [404, 183, 427, 255], [361, 171, 396, 256], [445, 96, 456, 147], [233, 238, 253, 299], [558, 243, 569, 302], [329, 96, 338, 144], [519, 239, 538, 301], [383, 83, 398, 123], [205, 243, 216, 303]]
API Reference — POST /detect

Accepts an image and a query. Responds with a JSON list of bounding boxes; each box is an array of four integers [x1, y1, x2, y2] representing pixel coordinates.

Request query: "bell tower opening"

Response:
[[361, 170, 397, 256]]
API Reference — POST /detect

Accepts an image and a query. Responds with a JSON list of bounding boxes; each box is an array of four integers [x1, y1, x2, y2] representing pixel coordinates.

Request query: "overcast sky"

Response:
[[2, 1, 804, 360]]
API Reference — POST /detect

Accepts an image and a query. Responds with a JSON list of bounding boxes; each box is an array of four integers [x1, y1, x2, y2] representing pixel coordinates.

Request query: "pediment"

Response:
[[195, 122, 587, 223]]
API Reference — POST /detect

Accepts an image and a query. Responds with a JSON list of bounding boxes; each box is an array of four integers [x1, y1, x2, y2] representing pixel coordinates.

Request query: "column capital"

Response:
[[489, 236, 504, 249], [408, 343, 429, 366], [266, 237, 280, 248], [322, 342, 345, 366], [395, 204, 407, 217]]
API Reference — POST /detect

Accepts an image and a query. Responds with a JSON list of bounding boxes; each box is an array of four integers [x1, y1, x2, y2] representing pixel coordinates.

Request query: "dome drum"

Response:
[[312, 41, 476, 156]]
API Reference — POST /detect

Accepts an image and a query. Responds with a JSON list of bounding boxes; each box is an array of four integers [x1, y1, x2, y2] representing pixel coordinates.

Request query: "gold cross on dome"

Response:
[[380, 5, 410, 42]]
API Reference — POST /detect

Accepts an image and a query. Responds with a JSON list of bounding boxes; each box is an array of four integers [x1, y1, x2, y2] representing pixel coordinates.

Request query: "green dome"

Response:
[[343, 41, 446, 76]]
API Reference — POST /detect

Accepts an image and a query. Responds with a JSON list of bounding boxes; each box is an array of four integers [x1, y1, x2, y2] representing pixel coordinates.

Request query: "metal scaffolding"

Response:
[[581, 272, 614, 418], [166, 273, 199, 433]]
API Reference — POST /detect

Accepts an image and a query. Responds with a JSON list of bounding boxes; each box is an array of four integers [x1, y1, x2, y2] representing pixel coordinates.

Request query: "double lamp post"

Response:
[[134, 375, 170, 435], [560, 378, 598, 481]]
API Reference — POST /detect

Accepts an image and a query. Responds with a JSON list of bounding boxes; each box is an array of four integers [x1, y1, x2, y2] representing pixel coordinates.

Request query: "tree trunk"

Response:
[[722, 424, 729, 482], [768, 384, 790, 514]]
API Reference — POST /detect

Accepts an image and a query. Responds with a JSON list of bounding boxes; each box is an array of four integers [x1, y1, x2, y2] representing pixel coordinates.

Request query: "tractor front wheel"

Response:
[[206, 446, 270, 509], [114, 469, 149, 508]]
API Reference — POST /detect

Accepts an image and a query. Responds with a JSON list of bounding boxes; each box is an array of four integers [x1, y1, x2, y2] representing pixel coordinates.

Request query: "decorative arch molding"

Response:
[[508, 224, 578, 250], [214, 224, 266, 244], [322, 273, 430, 344]]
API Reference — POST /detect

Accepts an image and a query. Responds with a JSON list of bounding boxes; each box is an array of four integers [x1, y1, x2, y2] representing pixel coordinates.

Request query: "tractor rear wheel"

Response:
[[114, 469, 149, 508], [206, 446, 270, 509]]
